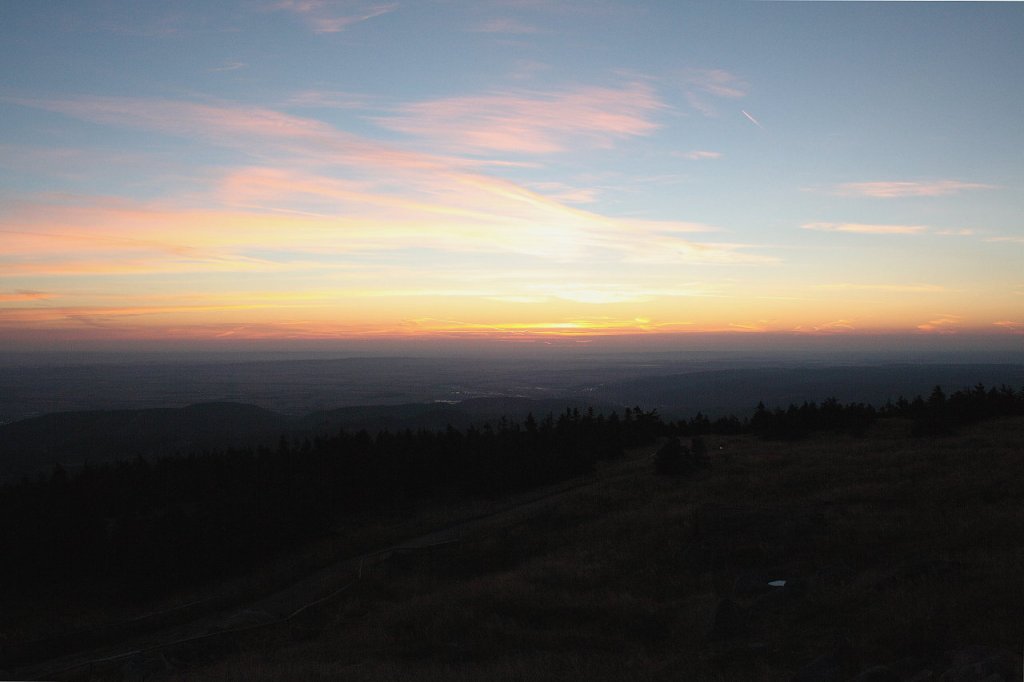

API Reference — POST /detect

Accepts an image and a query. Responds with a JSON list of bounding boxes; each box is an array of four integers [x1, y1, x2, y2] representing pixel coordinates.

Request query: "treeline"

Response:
[[0, 407, 661, 604], [881, 383, 1024, 436], [668, 383, 1024, 441], [665, 398, 877, 441], [3, 383, 1023, 606]]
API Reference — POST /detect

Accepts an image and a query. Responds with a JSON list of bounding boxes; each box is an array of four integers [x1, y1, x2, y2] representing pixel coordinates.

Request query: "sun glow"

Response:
[[1, 3, 1021, 351]]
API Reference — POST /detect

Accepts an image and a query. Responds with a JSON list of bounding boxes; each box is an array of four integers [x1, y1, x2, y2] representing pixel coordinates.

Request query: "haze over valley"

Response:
[[3, 347, 1023, 482]]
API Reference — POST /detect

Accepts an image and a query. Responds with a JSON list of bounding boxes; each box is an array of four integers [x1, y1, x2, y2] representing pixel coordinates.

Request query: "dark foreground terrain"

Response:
[[5, 412, 1023, 681]]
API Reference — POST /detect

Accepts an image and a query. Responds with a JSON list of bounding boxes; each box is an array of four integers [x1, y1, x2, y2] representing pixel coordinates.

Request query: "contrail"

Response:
[[742, 110, 763, 128]]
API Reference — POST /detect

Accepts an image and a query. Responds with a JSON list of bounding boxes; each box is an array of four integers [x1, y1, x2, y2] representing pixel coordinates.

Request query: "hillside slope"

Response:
[[151, 418, 1024, 681]]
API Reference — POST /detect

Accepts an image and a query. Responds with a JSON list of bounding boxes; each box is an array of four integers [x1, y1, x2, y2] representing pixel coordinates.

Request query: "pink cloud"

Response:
[[5, 96, 771, 276], [792, 319, 857, 334], [831, 180, 996, 198], [801, 222, 927, 235], [0, 290, 53, 302], [17, 96, 333, 142], [270, 1, 396, 33], [675, 150, 722, 161], [12, 96, 453, 174], [2, 173, 765, 279], [375, 83, 664, 154], [916, 314, 963, 334], [993, 321, 1024, 333]]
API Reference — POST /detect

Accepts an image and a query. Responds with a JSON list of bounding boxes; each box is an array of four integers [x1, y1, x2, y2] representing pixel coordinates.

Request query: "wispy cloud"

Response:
[[683, 68, 747, 99], [209, 60, 247, 72], [793, 319, 856, 334], [831, 180, 996, 198], [993, 320, 1024, 333], [215, 166, 757, 264], [617, 235, 775, 266], [935, 228, 975, 237], [801, 222, 927, 235], [269, 0, 396, 33], [526, 181, 600, 204], [15, 96, 337, 143], [675, 150, 722, 161], [815, 283, 946, 293], [471, 18, 541, 34], [681, 68, 747, 117], [727, 321, 774, 333], [375, 82, 664, 155], [4, 96, 769, 280], [14, 91, 661, 166], [8, 95, 450, 174], [916, 314, 962, 334], [985, 236, 1024, 244], [2, 93, 782, 346], [0, 290, 53, 302]]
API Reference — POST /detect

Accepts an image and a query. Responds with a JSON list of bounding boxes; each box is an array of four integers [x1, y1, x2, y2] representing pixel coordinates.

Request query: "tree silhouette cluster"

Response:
[[0, 407, 661, 604], [879, 383, 1024, 436], [3, 382, 1022, 607], [747, 397, 878, 440]]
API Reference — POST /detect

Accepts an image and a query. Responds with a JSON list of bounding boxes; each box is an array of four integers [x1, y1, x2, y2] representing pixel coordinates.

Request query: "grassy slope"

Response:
[[149, 417, 1024, 681]]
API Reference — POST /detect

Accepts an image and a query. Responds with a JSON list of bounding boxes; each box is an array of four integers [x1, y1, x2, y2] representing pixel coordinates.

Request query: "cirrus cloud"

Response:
[[681, 68, 747, 117], [269, 0, 396, 33], [814, 283, 946, 293], [0, 290, 53, 302], [801, 222, 927, 235], [916, 314, 963, 334], [993, 321, 1024, 333], [374, 82, 665, 155], [831, 180, 996, 198], [675, 150, 722, 161]]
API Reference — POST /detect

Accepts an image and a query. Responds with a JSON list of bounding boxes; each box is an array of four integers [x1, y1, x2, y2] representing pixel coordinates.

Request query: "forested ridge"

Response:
[[2, 383, 1023, 608], [1, 407, 660, 604]]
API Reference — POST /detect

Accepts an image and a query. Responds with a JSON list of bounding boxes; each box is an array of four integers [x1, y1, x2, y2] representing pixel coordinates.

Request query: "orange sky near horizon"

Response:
[[1, 2, 1022, 351]]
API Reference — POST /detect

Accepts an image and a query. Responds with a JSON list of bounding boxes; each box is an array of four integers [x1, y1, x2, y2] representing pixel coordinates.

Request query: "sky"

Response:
[[1, 1, 1022, 353]]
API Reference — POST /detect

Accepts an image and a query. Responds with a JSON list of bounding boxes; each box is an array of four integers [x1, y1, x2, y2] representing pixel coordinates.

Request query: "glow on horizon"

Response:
[[1, 2, 1022, 350]]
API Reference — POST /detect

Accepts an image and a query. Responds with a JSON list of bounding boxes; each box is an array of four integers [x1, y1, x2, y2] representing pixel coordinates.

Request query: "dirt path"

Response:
[[14, 444, 659, 681]]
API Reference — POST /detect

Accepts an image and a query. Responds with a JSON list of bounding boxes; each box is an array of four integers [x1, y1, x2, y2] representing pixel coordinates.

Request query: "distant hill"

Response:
[[300, 396, 619, 434], [595, 364, 1024, 418], [3, 363, 1023, 480], [0, 403, 291, 480], [0, 396, 616, 481]]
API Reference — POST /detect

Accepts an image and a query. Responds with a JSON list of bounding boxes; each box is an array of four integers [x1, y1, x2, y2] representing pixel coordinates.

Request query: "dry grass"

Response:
[[135, 419, 1024, 679]]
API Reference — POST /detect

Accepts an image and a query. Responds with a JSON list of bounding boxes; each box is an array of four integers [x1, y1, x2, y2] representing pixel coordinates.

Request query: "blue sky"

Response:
[[1, 1, 1022, 348]]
